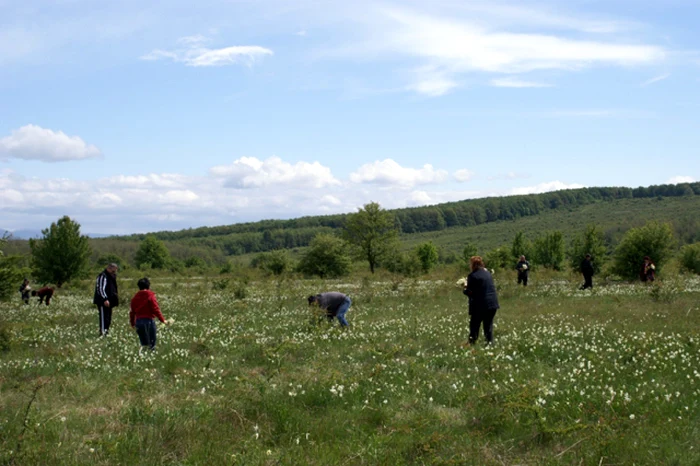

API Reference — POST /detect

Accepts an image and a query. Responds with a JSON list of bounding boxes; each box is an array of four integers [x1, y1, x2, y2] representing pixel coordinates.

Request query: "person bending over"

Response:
[[32, 286, 54, 305], [308, 292, 352, 327]]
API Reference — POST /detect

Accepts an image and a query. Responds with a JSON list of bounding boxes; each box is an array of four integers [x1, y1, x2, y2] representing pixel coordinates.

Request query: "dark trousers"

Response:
[[21, 292, 30, 304], [97, 305, 113, 336], [581, 274, 593, 290], [517, 273, 528, 286], [469, 309, 498, 344], [135, 318, 157, 349]]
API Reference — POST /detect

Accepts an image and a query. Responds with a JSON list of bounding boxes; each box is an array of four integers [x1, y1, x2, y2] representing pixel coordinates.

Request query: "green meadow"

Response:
[[1, 272, 698, 465]]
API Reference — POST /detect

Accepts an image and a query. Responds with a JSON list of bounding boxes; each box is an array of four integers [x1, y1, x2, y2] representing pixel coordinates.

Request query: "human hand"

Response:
[[104, 300, 110, 308]]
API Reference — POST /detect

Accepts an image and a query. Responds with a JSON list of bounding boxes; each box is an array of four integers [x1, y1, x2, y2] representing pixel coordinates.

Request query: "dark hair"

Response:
[[137, 278, 151, 290], [308, 295, 318, 305], [643, 256, 651, 261], [31, 290, 37, 296], [585, 254, 591, 259]]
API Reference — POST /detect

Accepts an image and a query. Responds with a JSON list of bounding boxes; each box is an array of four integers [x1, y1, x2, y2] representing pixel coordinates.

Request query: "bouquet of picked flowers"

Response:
[[456, 277, 468, 287], [521, 264, 528, 270]]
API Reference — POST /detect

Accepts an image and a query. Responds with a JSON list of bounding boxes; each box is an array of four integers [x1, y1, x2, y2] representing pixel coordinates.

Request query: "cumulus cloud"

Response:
[[210, 156, 340, 189], [141, 35, 273, 67], [667, 175, 696, 184], [0, 125, 101, 162], [454, 169, 475, 182], [510, 181, 585, 195], [350, 159, 448, 187]]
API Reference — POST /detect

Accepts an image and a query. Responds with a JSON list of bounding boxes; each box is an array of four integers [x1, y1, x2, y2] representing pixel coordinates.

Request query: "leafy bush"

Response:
[[298, 234, 351, 278], [612, 222, 677, 280], [184, 256, 206, 269], [511, 231, 533, 263], [252, 250, 292, 276], [384, 251, 422, 278], [679, 242, 700, 275], [134, 235, 172, 270], [532, 231, 565, 270], [568, 225, 608, 274], [29, 216, 92, 286], [415, 242, 439, 273], [97, 253, 128, 270], [484, 246, 511, 270]]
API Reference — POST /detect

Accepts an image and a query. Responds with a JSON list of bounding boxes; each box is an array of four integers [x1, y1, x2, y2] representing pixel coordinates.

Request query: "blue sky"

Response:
[[1, 0, 699, 234]]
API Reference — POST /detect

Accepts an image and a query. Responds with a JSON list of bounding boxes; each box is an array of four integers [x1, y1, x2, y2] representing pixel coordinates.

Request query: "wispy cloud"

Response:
[[490, 77, 553, 88], [510, 181, 585, 195], [141, 35, 273, 67], [640, 73, 670, 87], [337, 6, 666, 96]]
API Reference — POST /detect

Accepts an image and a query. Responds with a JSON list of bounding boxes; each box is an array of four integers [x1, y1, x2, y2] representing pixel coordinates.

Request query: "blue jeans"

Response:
[[135, 318, 157, 349], [335, 297, 351, 327]]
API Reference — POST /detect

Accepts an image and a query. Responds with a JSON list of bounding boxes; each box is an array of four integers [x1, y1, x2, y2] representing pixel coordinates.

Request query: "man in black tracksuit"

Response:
[[516, 255, 530, 286], [94, 263, 119, 336]]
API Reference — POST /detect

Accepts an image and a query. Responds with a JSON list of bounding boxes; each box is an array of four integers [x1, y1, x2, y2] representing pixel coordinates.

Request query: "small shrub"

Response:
[[212, 278, 229, 291], [233, 282, 248, 300], [679, 242, 700, 275]]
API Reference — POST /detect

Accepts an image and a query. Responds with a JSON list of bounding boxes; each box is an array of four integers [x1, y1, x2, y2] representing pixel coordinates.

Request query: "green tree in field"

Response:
[[569, 225, 608, 274], [0, 234, 24, 301], [612, 221, 677, 280], [343, 202, 399, 273], [134, 235, 171, 270], [97, 253, 128, 270], [415, 241, 439, 273], [459, 242, 478, 269], [511, 231, 533, 262], [297, 234, 351, 278], [253, 250, 292, 276], [29, 216, 92, 286], [679, 242, 700, 275], [533, 231, 565, 270], [485, 246, 511, 270]]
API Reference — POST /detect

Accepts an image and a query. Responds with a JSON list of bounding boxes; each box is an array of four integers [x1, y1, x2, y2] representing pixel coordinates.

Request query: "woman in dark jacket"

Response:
[[463, 256, 500, 345]]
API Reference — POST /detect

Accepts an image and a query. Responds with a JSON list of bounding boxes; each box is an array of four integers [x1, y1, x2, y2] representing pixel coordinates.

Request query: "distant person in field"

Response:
[[515, 255, 530, 286], [32, 286, 55, 305], [308, 292, 352, 327], [94, 263, 119, 336], [640, 256, 656, 283], [130, 278, 167, 351], [19, 278, 31, 304], [580, 254, 595, 290], [463, 256, 500, 345]]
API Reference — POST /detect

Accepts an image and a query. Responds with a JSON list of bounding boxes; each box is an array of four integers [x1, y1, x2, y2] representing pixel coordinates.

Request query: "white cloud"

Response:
[[667, 176, 696, 184], [454, 169, 475, 182], [641, 73, 670, 87], [210, 156, 340, 189], [510, 181, 585, 195], [490, 77, 553, 88], [350, 159, 448, 187], [0, 125, 101, 162], [141, 36, 272, 67]]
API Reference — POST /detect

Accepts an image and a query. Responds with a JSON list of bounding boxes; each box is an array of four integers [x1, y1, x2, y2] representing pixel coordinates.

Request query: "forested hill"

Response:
[[118, 181, 698, 242]]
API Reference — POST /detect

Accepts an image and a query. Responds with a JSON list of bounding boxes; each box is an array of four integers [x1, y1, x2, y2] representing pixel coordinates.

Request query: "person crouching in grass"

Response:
[[129, 278, 167, 351]]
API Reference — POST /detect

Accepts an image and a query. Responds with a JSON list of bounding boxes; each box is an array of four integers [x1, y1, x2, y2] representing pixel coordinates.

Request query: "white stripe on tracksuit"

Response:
[[99, 305, 105, 334]]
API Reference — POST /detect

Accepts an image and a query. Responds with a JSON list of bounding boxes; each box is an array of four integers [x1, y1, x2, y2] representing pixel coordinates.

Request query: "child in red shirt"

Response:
[[129, 278, 167, 350]]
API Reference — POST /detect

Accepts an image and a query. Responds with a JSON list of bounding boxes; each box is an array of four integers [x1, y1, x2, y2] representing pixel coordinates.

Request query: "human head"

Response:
[[585, 254, 591, 259], [23, 278, 29, 284], [520, 255, 526, 261], [137, 277, 151, 290], [470, 256, 486, 272], [308, 295, 319, 306], [643, 256, 651, 262], [106, 263, 119, 274]]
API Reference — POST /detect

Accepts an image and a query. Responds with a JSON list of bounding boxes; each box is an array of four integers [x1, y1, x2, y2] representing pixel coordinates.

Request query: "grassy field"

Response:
[[1, 272, 699, 465]]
